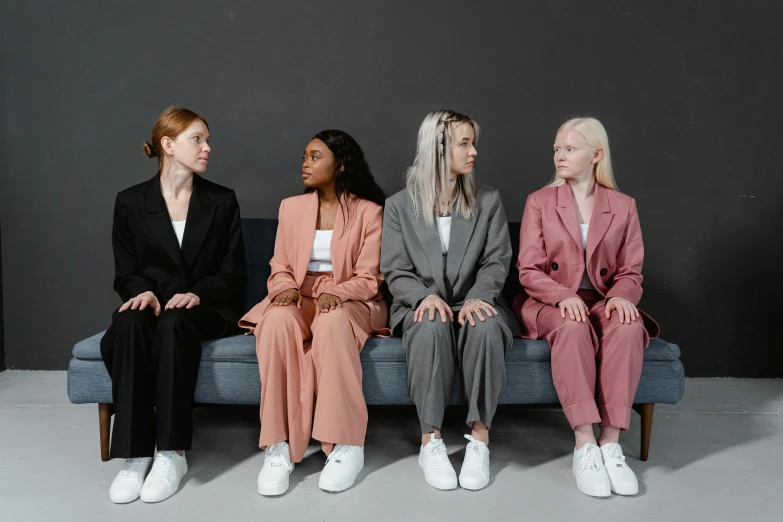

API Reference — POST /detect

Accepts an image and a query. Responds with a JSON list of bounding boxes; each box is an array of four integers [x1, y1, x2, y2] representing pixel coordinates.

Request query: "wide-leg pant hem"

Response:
[[599, 403, 632, 430], [563, 399, 602, 429]]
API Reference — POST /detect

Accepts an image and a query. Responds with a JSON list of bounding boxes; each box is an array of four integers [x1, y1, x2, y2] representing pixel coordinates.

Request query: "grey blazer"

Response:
[[381, 184, 521, 335]]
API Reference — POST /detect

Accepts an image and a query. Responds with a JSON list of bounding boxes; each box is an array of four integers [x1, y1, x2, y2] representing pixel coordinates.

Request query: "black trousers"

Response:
[[100, 306, 230, 459]]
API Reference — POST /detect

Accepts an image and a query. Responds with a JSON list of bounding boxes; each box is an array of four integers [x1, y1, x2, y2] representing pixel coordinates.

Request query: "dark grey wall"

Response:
[[0, 221, 5, 371], [1, 1, 781, 376]]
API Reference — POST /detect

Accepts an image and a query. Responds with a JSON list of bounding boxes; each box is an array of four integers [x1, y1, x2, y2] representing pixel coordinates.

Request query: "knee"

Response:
[[462, 317, 508, 356], [557, 318, 594, 340], [312, 309, 352, 334], [257, 306, 301, 335], [101, 309, 154, 360], [156, 308, 190, 331], [256, 307, 306, 360], [110, 308, 155, 330], [550, 320, 595, 354], [311, 311, 356, 353], [410, 318, 452, 341], [464, 316, 507, 340], [604, 319, 646, 348], [404, 319, 453, 364]]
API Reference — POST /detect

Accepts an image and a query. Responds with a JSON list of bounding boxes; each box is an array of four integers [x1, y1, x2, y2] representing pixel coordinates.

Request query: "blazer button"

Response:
[[600, 268, 608, 276], [551, 262, 559, 271]]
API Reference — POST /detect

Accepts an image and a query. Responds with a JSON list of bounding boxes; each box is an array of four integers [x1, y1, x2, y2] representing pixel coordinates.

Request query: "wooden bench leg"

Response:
[[632, 403, 654, 461], [99, 403, 114, 462]]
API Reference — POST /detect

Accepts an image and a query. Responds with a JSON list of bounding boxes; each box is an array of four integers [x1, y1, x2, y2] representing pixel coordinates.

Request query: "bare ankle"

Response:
[[421, 430, 441, 446], [574, 424, 597, 449], [598, 427, 621, 446], [471, 422, 489, 445]]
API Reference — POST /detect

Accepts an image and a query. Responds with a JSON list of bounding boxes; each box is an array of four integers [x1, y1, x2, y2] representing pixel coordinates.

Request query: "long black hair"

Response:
[[305, 129, 386, 209]]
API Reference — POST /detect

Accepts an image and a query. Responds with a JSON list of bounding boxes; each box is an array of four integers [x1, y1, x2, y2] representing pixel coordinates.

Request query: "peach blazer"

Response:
[[513, 182, 659, 339], [240, 191, 389, 333]]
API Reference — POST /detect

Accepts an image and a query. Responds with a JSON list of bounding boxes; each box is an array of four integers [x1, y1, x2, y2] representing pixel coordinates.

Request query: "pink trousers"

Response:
[[254, 273, 373, 463], [536, 289, 650, 430]]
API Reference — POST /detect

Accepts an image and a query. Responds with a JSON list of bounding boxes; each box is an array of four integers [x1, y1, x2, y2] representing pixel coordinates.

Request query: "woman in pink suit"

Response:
[[240, 130, 389, 496], [514, 117, 659, 498]]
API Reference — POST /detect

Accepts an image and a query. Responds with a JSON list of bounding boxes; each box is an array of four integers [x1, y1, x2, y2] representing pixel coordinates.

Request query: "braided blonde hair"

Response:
[[405, 110, 479, 228]]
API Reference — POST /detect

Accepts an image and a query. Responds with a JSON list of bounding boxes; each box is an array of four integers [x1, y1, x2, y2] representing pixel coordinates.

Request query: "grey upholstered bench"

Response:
[[67, 220, 685, 462]]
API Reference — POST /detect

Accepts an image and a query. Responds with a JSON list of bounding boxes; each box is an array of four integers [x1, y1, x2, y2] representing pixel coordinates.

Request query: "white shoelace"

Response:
[[462, 435, 488, 471], [424, 438, 450, 471], [603, 444, 628, 467], [117, 458, 145, 479], [326, 445, 354, 466], [148, 452, 176, 479], [579, 445, 605, 473], [265, 443, 293, 471]]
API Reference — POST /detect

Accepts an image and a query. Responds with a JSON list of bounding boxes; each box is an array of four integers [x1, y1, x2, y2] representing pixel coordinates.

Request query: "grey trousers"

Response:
[[400, 311, 513, 433]]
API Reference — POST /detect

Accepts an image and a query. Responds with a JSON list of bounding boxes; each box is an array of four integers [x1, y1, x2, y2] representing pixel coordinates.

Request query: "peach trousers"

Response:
[[254, 272, 372, 463], [535, 289, 650, 431]]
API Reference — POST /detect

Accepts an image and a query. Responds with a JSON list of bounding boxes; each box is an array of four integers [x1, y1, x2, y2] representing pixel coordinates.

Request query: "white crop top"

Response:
[[308, 230, 333, 272]]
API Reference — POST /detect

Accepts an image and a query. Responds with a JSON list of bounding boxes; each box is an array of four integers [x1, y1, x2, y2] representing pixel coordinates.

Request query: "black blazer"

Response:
[[111, 172, 247, 326]]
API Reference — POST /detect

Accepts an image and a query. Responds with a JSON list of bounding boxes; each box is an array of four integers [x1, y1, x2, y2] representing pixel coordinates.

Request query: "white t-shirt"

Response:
[[308, 229, 333, 272], [579, 224, 595, 290], [437, 216, 451, 255], [171, 220, 186, 248]]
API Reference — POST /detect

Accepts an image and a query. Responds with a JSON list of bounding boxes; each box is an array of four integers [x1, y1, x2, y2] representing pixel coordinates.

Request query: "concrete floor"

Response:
[[0, 372, 781, 522]]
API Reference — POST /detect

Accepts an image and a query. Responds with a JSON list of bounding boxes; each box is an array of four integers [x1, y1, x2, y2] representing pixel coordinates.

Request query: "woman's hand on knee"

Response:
[[119, 291, 161, 316], [414, 295, 453, 323], [557, 297, 589, 322], [165, 293, 200, 310], [272, 288, 302, 308], [458, 299, 498, 327], [604, 297, 639, 324], [317, 292, 342, 313]]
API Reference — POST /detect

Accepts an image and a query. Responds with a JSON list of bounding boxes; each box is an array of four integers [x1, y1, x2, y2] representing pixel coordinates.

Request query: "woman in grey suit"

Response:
[[381, 110, 518, 491]]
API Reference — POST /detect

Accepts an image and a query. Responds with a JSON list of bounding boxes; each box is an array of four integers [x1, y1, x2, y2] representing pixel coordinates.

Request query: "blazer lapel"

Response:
[[412, 212, 447, 297], [445, 211, 477, 284], [586, 184, 614, 263], [554, 183, 584, 255], [142, 173, 185, 269], [296, 192, 319, 284], [329, 196, 350, 281], [181, 175, 216, 268]]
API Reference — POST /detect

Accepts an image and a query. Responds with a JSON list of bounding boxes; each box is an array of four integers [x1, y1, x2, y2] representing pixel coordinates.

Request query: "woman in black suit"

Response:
[[100, 107, 246, 504]]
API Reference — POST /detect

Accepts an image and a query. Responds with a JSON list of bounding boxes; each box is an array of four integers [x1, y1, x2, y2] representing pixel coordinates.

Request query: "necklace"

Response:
[[437, 197, 452, 217], [437, 179, 456, 217]]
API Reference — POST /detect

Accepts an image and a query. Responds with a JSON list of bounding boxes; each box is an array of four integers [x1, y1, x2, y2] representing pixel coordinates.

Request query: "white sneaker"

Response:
[[459, 435, 490, 491], [418, 437, 458, 490], [257, 442, 295, 496], [572, 443, 611, 498], [318, 445, 364, 492], [139, 451, 188, 503], [600, 443, 638, 495], [109, 457, 152, 504]]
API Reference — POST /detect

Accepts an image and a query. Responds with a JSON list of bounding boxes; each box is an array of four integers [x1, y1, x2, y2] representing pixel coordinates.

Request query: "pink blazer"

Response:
[[513, 182, 659, 339], [240, 191, 389, 334]]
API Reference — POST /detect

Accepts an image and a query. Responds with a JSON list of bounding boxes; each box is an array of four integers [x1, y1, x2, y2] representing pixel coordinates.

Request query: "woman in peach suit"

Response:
[[240, 130, 388, 496], [514, 118, 659, 498]]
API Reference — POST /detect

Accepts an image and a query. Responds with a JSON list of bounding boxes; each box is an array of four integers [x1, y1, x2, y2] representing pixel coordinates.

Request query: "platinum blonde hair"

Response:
[[405, 110, 479, 227], [549, 117, 617, 190]]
